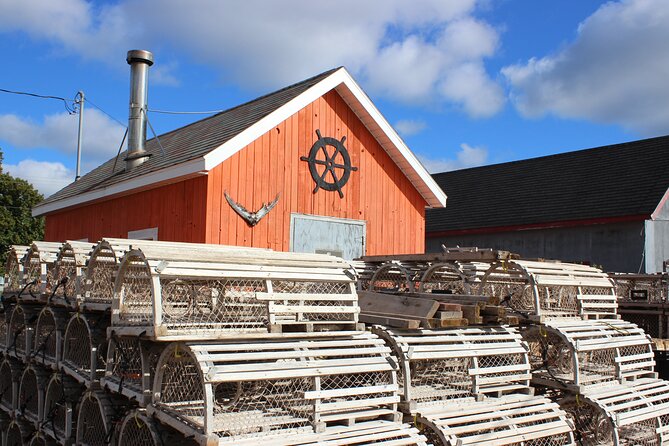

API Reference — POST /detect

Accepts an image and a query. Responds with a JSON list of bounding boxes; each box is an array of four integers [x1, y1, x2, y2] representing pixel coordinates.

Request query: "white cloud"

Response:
[[5, 159, 73, 197], [419, 143, 488, 173], [395, 119, 428, 137], [502, 0, 669, 134], [0, 109, 125, 165], [0, 0, 503, 118]]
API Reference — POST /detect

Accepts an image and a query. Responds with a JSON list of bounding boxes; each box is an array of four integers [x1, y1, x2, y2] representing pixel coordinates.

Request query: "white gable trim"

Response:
[[203, 67, 446, 208], [34, 67, 446, 216], [651, 187, 669, 220], [32, 158, 207, 216]]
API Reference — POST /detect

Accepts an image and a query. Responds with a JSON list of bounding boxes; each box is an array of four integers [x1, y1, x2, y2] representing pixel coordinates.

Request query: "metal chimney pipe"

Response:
[[125, 49, 154, 171]]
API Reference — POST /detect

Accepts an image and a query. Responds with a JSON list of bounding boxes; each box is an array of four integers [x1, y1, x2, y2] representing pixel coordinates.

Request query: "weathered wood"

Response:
[[358, 291, 439, 319], [359, 314, 420, 329]]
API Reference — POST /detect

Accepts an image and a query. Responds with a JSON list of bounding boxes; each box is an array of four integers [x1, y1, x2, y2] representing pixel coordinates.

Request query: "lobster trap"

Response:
[[3, 245, 28, 297], [561, 377, 669, 446], [112, 246, 360, 339], [76, 390, 130, 446], [479, 260, 618, 320], [522, 319, 656, 392], [60, 313, 109, 386], [372, 326, 576, 446], [49, 241, 94, 307], [7, 304, 38, 361], [373, 326, 533, 409], [365, 262, 417, 293], [42, 373, 84, 445], [611, 273, 668, 303], [0, 302, 13, 353], [416, 261, 479, 294], [84, 238, 269, 311], [17, 364, 49, 426], [102, 336, 162, 406], [149, 332, 400, 445], [116, 409, 196, 446], [22, 242, 62, 301], [4, 418, 35, 446], [28, 433, 56, 446], [0, 356, 22, 413], [32, 306, 68, 369]]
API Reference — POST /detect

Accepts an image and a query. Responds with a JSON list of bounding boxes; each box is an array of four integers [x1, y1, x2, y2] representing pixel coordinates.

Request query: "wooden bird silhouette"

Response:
[[224, 191, 280, 227]]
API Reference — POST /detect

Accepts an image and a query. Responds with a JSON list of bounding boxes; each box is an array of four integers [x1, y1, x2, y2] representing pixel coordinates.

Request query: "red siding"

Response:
[[205, 90, 426, 254], [44, 176, 208, 243]]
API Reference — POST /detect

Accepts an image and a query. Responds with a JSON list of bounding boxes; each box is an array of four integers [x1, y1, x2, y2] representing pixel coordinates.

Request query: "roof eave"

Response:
[[32, 158, 207, 217], [203, 67, 447, 208]]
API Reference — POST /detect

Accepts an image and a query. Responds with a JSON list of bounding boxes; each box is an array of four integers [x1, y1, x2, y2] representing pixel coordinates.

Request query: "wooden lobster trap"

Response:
[[117, 409, 196, 446], [522, 319, 656, 392], [28, 433, 56, 446], [83, 238, 268, 311], [3, 245, 29, 298], [364, 261, 419, 293], [60, 313, 109, 387], [0, 302, 13, 353], [112, 246, 360, 339], [372, 326, 575, 446], [611, 273, 668, 303], [148, 332, 401, 445], [0, 356, 22, 413], [48, 241, 95, 308], [4, 418, 35, 446], [479, 260, 618, 321], [32, 306, 69, 370], [41, 373, 84, 445], [561, 377, 669, 446], [6, 304, 39, 361], [21, 241, 62, 301], [17, 364, 50, 427], [102, 336, 162, 406], [76, 390, 131, 446]]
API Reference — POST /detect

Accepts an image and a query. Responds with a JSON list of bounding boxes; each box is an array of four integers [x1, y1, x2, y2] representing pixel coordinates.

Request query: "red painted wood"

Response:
[[205, 90, 427, 254], [44, 176, 208, 243]]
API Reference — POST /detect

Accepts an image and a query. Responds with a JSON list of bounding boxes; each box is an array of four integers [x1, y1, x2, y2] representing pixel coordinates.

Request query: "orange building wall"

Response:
[[205, 90, 426, 254], [44, 176, 208, 243]]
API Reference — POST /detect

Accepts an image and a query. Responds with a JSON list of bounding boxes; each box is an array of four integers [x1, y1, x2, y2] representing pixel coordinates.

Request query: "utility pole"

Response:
[[75, 91, 84, 181]]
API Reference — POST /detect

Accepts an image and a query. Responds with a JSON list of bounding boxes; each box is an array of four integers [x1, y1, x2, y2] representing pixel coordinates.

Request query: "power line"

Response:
[[0, 87, 77, 114], [148, 108, 225, 115], [85, 96, 127, 128]]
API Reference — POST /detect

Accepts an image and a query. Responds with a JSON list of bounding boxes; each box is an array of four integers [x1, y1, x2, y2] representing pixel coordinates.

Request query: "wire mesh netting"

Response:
[[418, 263, 469, 294], [8, 305, 32, 358], [3, 248, 25, 294], [86, 244, 121, 306], [32, 308, 61, 366], [410, 357, 473, 403], [369, 263, 415, 292], [116, 257, 153, 325], [0, 305, 11, 351], [160, 278, 267, 331], [43, 374, 81, 442], [105, 337, 144, 398], [613, 275, 667, 303], [62, 314, 107, 384], [525, 330, 576, 385], [18, 367, 42, 422], [6, 421, 32, 446], [0, 358, 19, 411], [116, 411, 191, 446]]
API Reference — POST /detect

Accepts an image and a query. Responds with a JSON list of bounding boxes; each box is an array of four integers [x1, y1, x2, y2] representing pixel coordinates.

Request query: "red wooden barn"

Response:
[[33, 51, 446, 258]]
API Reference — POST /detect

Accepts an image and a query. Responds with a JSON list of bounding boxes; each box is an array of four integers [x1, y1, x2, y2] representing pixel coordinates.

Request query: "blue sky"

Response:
[[0, 0, 665, 197]]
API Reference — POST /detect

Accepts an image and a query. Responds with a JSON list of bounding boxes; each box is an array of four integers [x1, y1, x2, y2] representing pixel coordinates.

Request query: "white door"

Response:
[[290, 214, 366, 260]]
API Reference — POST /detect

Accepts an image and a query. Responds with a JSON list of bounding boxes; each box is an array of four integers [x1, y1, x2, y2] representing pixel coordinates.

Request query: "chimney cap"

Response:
[[126, 49, 154, 66]]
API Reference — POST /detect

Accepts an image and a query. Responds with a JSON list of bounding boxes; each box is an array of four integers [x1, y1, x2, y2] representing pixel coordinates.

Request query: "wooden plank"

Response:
[[358, 291, 439, 319], [359, 314, 420, 329]]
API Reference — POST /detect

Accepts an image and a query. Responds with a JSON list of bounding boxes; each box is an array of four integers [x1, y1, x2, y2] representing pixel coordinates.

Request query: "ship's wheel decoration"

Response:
[[301, 129, 357, 198]]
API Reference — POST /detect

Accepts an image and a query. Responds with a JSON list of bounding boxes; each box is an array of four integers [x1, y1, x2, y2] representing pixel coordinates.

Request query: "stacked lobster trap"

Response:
[[477, 258, 669, 446], [2, 239, 429, 446]]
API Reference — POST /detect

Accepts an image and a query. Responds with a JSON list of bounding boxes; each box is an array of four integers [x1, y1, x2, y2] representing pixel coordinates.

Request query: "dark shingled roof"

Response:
[[39, 67, 340, 207], [427, 135, 669, 234]]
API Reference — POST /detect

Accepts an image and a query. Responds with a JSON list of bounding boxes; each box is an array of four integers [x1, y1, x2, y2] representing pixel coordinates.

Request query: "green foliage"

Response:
[[0, 150, 45, 272]]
